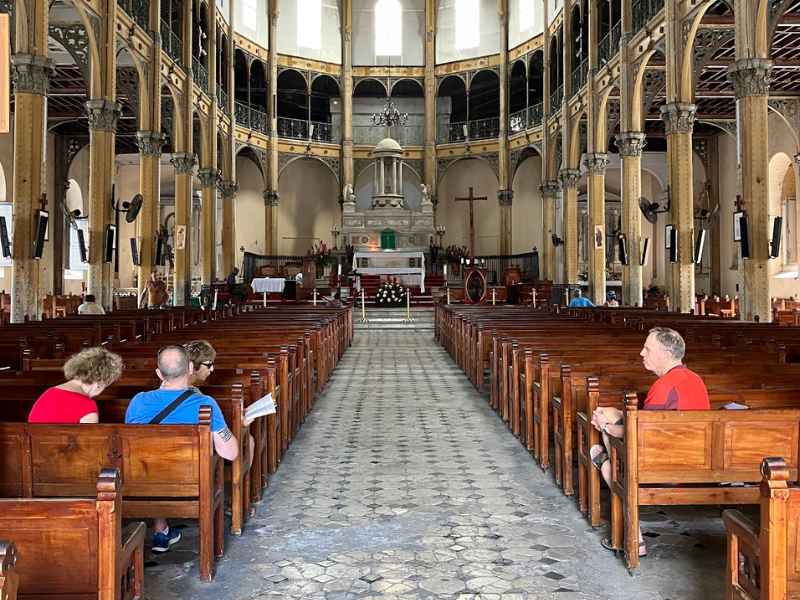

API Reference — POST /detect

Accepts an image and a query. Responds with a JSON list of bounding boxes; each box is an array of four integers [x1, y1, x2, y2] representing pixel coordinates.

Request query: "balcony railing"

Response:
[[436, 118, 500, 143], [275, 117, 341, 143], [550, 84, 564, 114], [234, 100, 249, 126], [217, 84, 228, 116], [510, 108, 527, 133], [528, 103, 543, 127], [353, 126, 389, 146], [570, 59, 589, 96], [192, 57, 209, 95], [118, 0, 149, 30], [632, 0, 663, 34], [160, 20, 183, 64], [250, 106, 268, 133]]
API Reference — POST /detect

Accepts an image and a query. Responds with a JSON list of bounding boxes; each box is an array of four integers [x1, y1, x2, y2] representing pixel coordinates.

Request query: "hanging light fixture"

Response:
[[371, 100, 409, 128]]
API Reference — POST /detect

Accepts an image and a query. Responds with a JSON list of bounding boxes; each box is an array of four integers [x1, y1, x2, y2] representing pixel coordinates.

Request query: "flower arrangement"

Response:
[[375, 277, 409, 307], [306, 241, 337, 267], [443, 244, 467, 265]]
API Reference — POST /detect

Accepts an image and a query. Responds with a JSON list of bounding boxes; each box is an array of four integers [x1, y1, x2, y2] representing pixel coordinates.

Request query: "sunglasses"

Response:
[[200, 361, 215, 368]]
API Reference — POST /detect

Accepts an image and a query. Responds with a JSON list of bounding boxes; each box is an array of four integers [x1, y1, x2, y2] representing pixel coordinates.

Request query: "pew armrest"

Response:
[[722, 509, 759, 543], [119, 521, 146, 600], [723, 509, 762, 600], [120, 521, 147, 561]]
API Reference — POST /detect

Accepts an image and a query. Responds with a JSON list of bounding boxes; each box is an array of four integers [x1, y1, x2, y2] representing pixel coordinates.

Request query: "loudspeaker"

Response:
[[669, 228, 678, 263], [33, 211, 48, 259], [640, 237, 650, 267], [694, 229, 706, 265], [155, 237, 164, 266], [770, 216, 782, 259], [618, 235, 628, 266], [166, 244, 174, 269], [77, 229, 88, 263], [104, 225, 116, 264], [0, 217, 11, 259], [130, 238, 140, 267], [740, 215, 750, 260]]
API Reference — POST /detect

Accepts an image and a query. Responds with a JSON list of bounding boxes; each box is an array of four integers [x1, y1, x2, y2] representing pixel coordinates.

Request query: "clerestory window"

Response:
[[519, 0, 536, 31], [297, 0, 322, 49], [375, 0, 402, 55], [455, 0, 480, 49]]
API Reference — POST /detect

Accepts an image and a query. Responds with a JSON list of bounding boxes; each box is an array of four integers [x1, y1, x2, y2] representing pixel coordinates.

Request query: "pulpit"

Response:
[[504, 266, 521, 286], [301, 258, 316, 290]]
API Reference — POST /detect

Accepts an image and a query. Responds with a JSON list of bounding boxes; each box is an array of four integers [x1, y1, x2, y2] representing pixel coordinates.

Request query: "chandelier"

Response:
[[371, 100, 408, 128]]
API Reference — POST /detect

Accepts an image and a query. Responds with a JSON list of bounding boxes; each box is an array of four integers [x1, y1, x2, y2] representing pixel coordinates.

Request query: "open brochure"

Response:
[[244, 392, 277, 420], [722, 402, 748, 410]]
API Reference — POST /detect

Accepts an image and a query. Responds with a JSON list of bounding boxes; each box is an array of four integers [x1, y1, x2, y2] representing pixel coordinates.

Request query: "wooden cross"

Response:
[[455, 187, 487, 260], [734, 194, 744, 213], [38, 193, 47, 212]]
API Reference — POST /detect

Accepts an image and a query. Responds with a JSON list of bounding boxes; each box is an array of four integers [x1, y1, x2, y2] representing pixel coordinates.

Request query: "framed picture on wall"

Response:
[[665, 225, 673, 249], [594, 225, 604, 249], [733, 211, 744, 242]]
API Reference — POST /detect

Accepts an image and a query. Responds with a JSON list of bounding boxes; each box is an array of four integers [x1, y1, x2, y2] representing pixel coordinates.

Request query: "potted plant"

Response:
[[306, 241, 337, 277], [443, 244, 467, 276]]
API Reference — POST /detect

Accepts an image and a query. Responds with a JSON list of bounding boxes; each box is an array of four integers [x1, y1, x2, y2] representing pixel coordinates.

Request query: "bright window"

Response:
[[297, 0, 322, 49], [242, 0, 257, 29], [519, 0, 535, 31], [455, 0, 480, 50], [375, 0, 402, 56]]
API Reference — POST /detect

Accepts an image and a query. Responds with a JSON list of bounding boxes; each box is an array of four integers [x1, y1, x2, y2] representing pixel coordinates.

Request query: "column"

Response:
[[615, 132, 646, 306], [341, 0, 354, 187], [85, 100, 121, 310], [379, 158, 385, 193], [266, 0, 279, 254], [540, 181, 560, 282], [728, 59, 772, 322], [219, 181, 239, 276], [661, 103, 696, 312], [558, 169, 581, 284], [10, 54, 54, 321], [171, 153, 196, 305], [374, 159, 379, 190], [423, 0, 437, 198], [498, 190, 513, 254], [197, 168, 220, 284], [135, 131, 165, 298], [584, 154, 609, 305], [398, 159, 404, 192], [263, 190, 279, 255]]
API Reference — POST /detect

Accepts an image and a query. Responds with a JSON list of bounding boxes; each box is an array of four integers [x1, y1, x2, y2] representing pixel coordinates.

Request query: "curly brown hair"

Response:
[[63, 346, 124, 386], [184, 340, 216, 370]]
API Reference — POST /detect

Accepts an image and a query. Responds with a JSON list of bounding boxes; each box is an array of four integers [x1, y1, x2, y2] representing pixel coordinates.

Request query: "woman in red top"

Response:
[[29, 346, 124, 423]]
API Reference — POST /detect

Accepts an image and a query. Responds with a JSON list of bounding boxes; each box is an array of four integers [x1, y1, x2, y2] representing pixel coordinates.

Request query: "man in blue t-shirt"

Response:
[[568, 288, 595, 308], [125, 345, 242, 552]]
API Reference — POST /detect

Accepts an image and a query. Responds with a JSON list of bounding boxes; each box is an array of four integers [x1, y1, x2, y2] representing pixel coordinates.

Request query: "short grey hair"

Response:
[[157, 345, 189, 381], [648, 327, 685, 360]]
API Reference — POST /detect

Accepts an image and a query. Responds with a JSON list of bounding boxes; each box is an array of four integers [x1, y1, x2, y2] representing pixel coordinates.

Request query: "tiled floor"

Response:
[[144, 331, 729, 599]]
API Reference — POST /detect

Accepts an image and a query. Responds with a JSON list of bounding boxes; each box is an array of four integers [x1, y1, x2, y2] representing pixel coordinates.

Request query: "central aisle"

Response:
[[149, 331, 725, 599]]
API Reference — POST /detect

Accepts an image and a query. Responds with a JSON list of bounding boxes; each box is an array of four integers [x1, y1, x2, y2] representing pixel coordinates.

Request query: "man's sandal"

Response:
[[590, 444, 609, 470], [601, 538, 647, 557]]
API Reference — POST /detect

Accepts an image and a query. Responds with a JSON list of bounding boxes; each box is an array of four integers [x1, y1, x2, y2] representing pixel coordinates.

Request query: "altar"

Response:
[[353, 251, 426, 292]]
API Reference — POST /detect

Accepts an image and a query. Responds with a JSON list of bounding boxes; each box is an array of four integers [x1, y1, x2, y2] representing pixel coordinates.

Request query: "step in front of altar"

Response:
[[354, 308, 435, 331]]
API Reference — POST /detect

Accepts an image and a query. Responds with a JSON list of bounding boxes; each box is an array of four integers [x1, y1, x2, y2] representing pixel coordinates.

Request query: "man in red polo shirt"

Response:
[[589, 327, 709, 557]]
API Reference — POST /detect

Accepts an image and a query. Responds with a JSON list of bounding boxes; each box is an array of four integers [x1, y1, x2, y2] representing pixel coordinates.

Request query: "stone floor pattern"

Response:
[[145, 331, 728, 600]]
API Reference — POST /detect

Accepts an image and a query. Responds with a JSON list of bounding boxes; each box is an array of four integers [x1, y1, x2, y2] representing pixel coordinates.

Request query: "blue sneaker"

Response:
[[151, 527, 181, 553]]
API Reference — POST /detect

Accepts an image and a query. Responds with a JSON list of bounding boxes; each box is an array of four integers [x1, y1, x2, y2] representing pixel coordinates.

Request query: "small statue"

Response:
[[343, 184, 355, 205], [421, 183, 432, 205]]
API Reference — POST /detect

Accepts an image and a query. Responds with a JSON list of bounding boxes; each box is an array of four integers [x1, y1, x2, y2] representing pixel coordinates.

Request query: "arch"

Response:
[[310, 75, 340, 125], [437, 75, 467, 125], [631, 49, 665, 131], [528, 50, 544, 106], [233, 50, 250, 104], [353, 78, 388, 98], [64, 0, 103, 99], [437, 156, 500, 184], [594, 83, 621, 151], [568, 114, 587, 169], [115, 46, 144, 130], [767, 105, 800, 153], [769, 152, 793, 217], [469, 70, 500, 121], [193, 111, 209, 166], [235, 145, 267, 187], [277, 69, 309, 120], [679, 0, 727, 101], [278, 154, 339, 182], [65, 178, 85, 215], [161, 83, 185, 150], [250, 60, 268, 113], [390, 79, 424, 97], [512, 145, 542, 179], [218, 32, 229, 95], [510, 60, 528, 117]]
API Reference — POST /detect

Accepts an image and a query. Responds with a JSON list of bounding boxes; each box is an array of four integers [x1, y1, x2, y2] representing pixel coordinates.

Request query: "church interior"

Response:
[[2, 0, 800, 597]]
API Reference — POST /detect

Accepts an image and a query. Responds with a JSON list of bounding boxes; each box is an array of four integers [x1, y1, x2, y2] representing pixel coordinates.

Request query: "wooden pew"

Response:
[[607, 392, 800, 569], [0, 469, 145, 599], [0, 409, 222, 580], [0, 541, 17, 600], [723, 457, 798, 600]]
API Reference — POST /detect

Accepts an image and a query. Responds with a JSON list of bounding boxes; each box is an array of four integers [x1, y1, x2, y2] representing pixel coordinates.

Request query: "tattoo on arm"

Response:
[[218, 427, 233, 442]]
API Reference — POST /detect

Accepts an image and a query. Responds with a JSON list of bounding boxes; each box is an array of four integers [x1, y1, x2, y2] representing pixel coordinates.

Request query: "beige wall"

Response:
[[511, 155, 544, 255], [276, 158, 340, 256], [235, 156, 267, 257]]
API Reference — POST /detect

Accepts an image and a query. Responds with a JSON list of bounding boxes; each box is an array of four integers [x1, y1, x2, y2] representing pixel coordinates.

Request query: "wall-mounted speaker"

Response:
[[104, 225, 116, 264], [618, 235, 628, 266], [77, 229, 88, 263], [669, 227, 678, 263], [33, 211, 48, 259], [130, 238, 140, 267], [740, 215, 750, 260], [770, 216, 782, 259], [166, 244, 174, 269], [155, 237, 164, 266], [693, 229, 706, 265], [0, 217, 11, 259], [640, 237, 650, 267]]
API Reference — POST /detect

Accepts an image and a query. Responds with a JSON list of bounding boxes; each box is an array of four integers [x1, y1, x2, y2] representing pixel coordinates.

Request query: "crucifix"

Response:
[[38, 193, 47, 212], [455, 187, 487, 260]]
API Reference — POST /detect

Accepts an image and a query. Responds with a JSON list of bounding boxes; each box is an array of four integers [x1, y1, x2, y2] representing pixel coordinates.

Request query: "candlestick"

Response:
[[338, 263, 342, 276], [492, 289, 496, 306], [461, 257, 464, 265], [447, 288, 451, 305], [359, 290, 368, 323], [313, 289, 318, 306], [444, 264, 448, 278], [263, 291, 267, 308], [212, 290, 218, 310], [404, 289, 413, 323], [532, 289, 537, 308]]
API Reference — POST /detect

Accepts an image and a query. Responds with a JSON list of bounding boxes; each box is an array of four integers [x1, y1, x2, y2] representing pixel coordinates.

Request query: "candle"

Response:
[[361, 290, 366, 321], [492, 289, 496, 306], [263, 291, 266, 308], [313, 290, 317, 306], [406, 289, 410, 321], [447, 288, 451, 305], [461, 257, 464, 265], [338, 263, 342, 276], [444, 264, 447, 278]]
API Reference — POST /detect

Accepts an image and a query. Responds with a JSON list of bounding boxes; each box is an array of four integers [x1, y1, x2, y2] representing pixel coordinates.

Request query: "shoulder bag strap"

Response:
[[148, 389, 195, 424]]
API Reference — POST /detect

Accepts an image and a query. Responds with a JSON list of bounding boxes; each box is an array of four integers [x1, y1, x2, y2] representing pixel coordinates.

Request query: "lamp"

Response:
[[436, 224, 446, 247], [371, 100, 408, 128]]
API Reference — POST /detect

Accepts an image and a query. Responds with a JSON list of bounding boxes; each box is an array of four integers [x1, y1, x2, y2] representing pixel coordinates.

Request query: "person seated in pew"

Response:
[[29, 346, 124, 423], [603, 291, 619, 308], [568, 288, 595, 308], [184, 340, 256, 517], [125, 345, 249, 552], [589, 327, 710, 557], [326, 292, 343, 308], [78, 294, 105, 315]]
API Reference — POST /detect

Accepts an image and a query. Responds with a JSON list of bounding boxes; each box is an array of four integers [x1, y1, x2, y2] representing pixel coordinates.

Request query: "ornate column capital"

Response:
[[84, 100, 122, 133], [10, 54, 56, 95], [218, 180, 239, 198], [197, 168, 221, 188], [660, 103, 697, 135], [584, 153, 609, 175], [136, 131, 166, 157], [727, 59, 772, 100], [170, 152, 198, 175], [558, 169, 581, 189], [614, 132, 647, 157], [540, 180, 560, 199], [263, 190, 279, 206], [498, 189, 514, 206]]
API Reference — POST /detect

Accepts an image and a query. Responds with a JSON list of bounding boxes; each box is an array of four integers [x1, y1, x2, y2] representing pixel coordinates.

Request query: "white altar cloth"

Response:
[[251, 277, 286, 293], [353, 252, 426, 293]]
